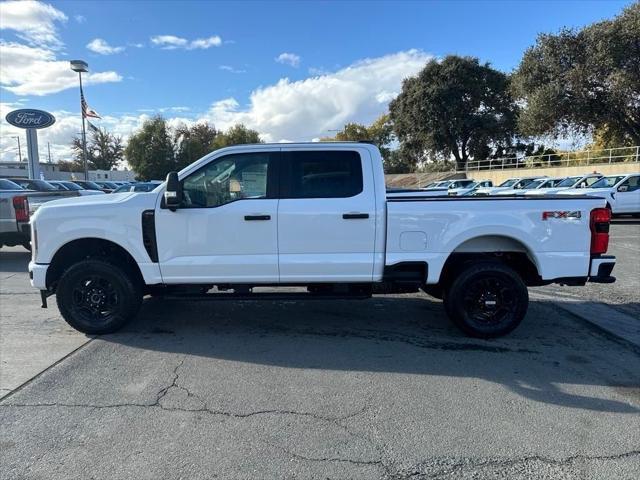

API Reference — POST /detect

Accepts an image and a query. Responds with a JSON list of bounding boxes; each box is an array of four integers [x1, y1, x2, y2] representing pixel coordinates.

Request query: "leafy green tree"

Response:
[[175, 122, 218, 170], [322, 114, 408, 172], [212, 124, 262, 149], [71, 127, 124, 171], [390, 55, 517, 171], [125, 116, 175, 180], [512, 3, 640, 146]]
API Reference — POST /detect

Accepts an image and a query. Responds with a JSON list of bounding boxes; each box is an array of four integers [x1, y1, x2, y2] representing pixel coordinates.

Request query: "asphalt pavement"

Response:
[[1, 222, 639, 479]]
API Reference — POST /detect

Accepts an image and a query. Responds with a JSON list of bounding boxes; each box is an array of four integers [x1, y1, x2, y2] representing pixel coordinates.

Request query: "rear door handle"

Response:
[[342, 213, 369, 219], [244, 215, 271, 221]]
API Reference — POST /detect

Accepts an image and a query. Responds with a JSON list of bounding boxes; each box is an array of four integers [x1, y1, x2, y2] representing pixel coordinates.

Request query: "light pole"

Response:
[[70, 60, 89, 180], [11, 135, 22, 162]]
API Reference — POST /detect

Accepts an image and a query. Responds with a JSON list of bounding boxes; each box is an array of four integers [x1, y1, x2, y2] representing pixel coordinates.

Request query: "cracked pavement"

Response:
[[1, 223, 640, 479]]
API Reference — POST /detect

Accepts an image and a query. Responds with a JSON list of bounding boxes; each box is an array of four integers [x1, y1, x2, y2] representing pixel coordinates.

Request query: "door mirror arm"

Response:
[[164, 172, 183, 211]]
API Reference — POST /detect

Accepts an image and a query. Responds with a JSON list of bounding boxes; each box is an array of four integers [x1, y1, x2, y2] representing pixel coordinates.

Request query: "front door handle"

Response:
[[244, 215, 271, 221], [343, 213, 369, 219]]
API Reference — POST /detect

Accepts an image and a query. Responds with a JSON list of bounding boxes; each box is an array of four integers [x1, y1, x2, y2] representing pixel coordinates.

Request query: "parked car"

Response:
[[113, 182, 162, 193], [524, 173, 603, 196], [1, 181, 79, 250], [449, 180, 493, 196], [473, 176, 546, 195], [93, 181, 118, 193], [30, 142, 615, 338], [6, 178, 58, 192], [0, 179, 25, 191], [48, 180, 105, 196], [558, 173, 640, 216], [494, 177, 566, 196], [72, 180, 108, 192]]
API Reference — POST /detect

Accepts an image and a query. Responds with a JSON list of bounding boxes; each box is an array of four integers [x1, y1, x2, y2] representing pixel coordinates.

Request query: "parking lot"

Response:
[[1, 221, 639, 479]]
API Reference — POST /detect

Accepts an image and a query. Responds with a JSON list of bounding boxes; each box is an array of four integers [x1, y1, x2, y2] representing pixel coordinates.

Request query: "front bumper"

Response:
[[29, 261, 48, 289], [588, 255, 616, 284]]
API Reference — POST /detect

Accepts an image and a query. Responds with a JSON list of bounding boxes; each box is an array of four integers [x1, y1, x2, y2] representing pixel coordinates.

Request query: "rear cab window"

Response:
[[281, 150, 363, 198]]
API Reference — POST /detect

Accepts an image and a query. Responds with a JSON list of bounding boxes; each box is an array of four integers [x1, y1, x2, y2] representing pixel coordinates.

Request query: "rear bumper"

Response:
[[29, 261, 48, 289], [588, 255, 616, 284], [0, 223, 30, 245]]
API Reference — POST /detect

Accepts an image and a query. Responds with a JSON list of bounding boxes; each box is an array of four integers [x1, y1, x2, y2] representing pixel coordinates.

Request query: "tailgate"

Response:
[[25, 191, 80, 214]]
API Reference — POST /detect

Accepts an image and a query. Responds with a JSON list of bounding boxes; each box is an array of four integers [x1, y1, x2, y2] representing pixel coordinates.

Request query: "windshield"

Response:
[[80, 181, 103, 190], [498, 179, 518, 187], [0, 179, 24, 190], [590, 176, 626, 188], [556, 176, 581, 187], [522, 179, 545, 189], [60, 182, 83, 191]]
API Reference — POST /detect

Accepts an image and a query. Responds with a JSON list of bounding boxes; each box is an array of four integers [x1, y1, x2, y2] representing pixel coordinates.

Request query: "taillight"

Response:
[[590, 208, 610, 255], [12, 195, 29, 223]]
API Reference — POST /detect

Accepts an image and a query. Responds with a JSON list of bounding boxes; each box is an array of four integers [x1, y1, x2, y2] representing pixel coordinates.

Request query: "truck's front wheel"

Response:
[[56, 259, 142, 334], [443, 262, 528, 338]]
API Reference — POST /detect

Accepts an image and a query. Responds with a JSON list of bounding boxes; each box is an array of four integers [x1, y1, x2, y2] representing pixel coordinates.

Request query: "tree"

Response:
[[175, 122, 218, 170], [321, 114, 409, 172], [212, 124, 262, 149], [71, 127, 124, 171], [512, 3, 640, 146], [57, 159, 82, 172], [125, 116, 175, 180], [389, 55, 518, 171]]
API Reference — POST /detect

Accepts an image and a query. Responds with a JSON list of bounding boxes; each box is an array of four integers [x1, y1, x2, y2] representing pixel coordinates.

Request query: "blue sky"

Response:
[[0, 0, 633, 162]]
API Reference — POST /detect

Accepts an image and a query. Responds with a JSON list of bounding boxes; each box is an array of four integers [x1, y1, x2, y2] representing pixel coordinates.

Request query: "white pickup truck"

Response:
[[29, 143, 616, 338]]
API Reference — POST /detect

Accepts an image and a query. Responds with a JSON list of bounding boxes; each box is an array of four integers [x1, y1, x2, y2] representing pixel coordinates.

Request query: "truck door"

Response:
[[154, 150, 280, 283], [277, 149, 377, 282]]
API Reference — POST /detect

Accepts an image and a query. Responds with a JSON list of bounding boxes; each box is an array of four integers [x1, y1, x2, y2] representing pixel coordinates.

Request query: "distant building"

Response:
[[0, 161, 136, 182]]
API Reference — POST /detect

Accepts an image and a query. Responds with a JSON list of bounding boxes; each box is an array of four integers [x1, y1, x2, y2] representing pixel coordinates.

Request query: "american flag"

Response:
[[81, 92, 101, 119]]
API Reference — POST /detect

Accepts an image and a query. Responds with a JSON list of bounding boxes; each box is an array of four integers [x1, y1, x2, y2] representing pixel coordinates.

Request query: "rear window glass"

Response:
[[285, 151, 363, 198]]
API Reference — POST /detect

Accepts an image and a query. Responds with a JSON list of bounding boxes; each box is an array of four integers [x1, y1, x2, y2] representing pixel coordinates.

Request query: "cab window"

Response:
[[181, 152, 274, 208], [282, 150, 363, 198]]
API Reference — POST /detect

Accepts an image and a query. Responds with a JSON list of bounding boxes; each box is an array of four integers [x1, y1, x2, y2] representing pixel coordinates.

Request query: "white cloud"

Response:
[[151, 34, 222, 50], [87, 38, 125, 55], [0, 3, 122, 96], [74, 14, 86, 23], [0, 41, 122, 95], [219, 65, 246, 74], [0, 0, 67, 48], [2, 50, 432, 165], [275, 52, 301, 68], [202, 49, 432, 141]]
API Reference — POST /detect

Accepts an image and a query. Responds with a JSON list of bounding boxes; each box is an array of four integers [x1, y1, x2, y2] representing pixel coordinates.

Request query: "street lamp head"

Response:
[[70, 60, 89, 73]]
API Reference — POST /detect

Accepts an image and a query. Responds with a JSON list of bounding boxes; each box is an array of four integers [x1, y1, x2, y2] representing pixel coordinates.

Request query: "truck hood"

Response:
[[31, 191, 159, 223]]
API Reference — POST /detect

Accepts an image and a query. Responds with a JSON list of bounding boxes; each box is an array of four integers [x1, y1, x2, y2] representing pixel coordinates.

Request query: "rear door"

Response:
[[277, 148, 377, 282]]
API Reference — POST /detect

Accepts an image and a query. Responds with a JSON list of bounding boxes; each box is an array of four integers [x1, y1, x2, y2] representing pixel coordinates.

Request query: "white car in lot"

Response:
[[474, 176, 546, 195], [558, 173, 640, 216], [524, 173, 602, 196], [494, 177, 566, 196]]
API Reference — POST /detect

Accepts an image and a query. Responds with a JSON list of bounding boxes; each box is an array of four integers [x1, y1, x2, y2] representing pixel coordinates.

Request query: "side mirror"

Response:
[[618, 185, 628, 192], [164, 172, 182, 211]]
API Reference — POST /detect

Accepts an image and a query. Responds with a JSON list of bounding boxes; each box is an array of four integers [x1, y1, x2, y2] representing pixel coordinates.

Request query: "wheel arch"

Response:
[[438, 234, 542, 287], [46, 237, 144, 291]]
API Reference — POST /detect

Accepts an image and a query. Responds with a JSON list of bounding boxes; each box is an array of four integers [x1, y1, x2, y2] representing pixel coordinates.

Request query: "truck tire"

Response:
[[56, 259, 142, 334], [443, 262, 528, 338]]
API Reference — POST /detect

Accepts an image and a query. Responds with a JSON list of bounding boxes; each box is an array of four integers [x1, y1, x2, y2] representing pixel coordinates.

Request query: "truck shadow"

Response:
[[105, 294, 640, 414], [0, 249, 31, 273]]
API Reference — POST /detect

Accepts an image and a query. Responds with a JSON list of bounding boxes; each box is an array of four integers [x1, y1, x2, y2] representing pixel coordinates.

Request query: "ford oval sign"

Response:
[[5, 109, 56, 129]]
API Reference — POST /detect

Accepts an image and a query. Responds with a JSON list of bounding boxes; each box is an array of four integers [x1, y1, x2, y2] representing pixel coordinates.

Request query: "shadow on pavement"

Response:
[[103, 294, 640, 415], [0, 250, 31, 273]]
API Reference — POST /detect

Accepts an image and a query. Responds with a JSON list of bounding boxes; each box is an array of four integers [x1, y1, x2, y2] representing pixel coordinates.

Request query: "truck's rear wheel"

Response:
[[56, 259, 142, 334], [443, 262, 528, 338]]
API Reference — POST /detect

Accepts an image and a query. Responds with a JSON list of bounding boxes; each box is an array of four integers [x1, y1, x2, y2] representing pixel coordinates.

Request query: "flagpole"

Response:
[[78, 72, 89, 180]]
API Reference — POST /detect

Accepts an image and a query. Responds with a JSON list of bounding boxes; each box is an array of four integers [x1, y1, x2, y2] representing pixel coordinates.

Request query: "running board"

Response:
[[158, 292, 372, 301]]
